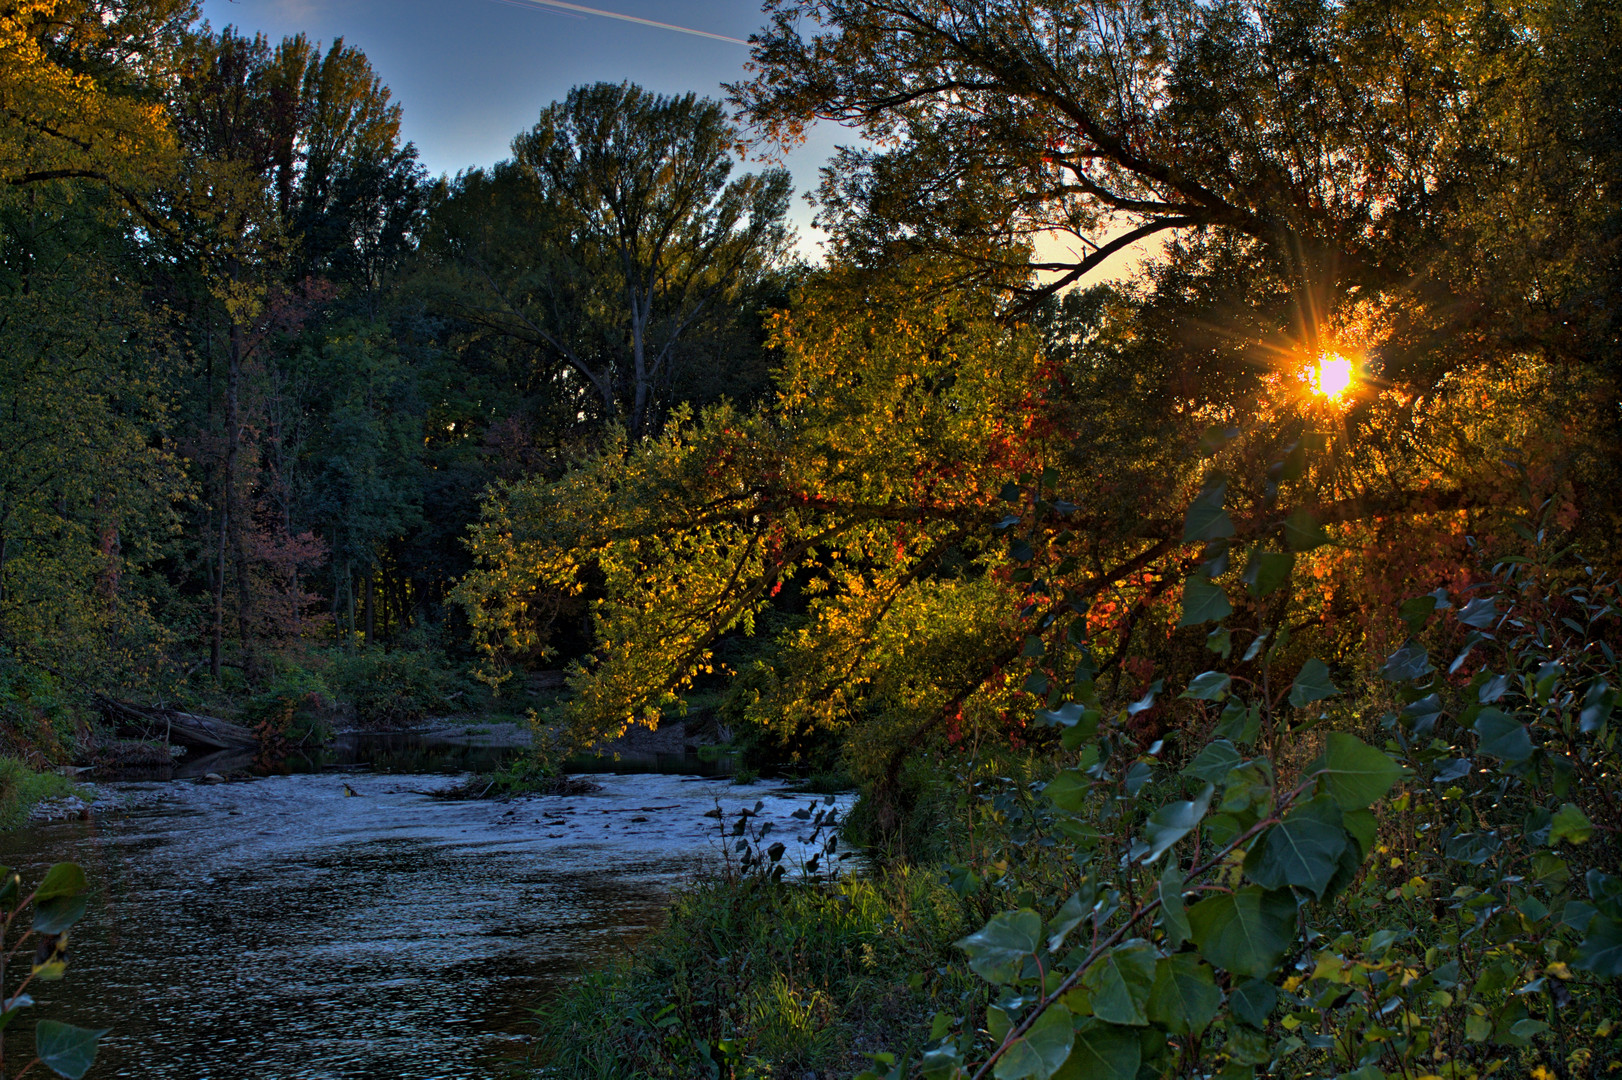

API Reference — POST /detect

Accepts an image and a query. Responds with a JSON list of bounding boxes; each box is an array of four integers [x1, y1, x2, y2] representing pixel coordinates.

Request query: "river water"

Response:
[[2, 742, 852, 1079]]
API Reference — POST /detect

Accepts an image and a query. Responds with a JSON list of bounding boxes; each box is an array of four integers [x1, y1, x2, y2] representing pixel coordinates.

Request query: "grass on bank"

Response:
[[0, 757, 79, 829], [531, 865, 979, 1080]]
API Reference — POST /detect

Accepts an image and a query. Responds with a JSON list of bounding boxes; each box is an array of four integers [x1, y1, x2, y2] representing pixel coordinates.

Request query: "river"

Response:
[[2, 737, 853, 1079]]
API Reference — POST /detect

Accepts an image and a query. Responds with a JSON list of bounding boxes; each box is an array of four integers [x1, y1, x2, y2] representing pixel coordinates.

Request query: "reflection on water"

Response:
[[2, 765, 851, 1079]]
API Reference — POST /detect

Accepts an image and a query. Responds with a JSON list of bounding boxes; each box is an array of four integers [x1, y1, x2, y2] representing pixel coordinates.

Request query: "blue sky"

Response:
[[200, 0, 840, 248]]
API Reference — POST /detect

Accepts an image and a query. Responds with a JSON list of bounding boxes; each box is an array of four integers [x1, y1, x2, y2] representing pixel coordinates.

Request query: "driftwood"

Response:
[[95, 696, 259, 753]]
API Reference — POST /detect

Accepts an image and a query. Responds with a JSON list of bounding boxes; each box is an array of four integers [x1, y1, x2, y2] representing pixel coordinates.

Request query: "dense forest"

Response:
[[4, 0, 1622, 1078]]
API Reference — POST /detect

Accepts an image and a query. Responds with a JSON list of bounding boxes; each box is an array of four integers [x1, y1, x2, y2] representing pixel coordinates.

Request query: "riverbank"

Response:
[[0, 757, 81, 828]]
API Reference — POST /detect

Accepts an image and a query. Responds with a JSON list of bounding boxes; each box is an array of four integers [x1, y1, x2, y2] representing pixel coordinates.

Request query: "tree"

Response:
[[427, 81, 793, 438], [732, 0, 1622, 385]]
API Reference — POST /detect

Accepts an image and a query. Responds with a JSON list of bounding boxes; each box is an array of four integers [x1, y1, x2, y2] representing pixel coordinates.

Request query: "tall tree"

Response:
[[427, 82, 793, 438]]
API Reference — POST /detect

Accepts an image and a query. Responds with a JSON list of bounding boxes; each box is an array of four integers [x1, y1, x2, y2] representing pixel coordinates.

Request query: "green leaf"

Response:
[[31, 895, 87, 935], [1397, 594, 1438, 634], [1179, 576, 1232, 627], [1287, 660, 1338, 709], [1550, 803, 1594, 845], [993, 1004, 1075, 1080], [1145, 954, 1219, 1035], [34, 1020, 109, 1080], [1182, 671, 1231, 701], [1381, 640, 1434, 682], [1206, 626, 1232, 659], [1081, 940, 1156, 1027], [1574, 914, 1622, 976], [1244, 799, 1348, 898], [1473, 708, 1534, 763], [1214, 702, 1260, 747], [1314, 733, 1400, 810], [1138, 784, 1214, 864], [958, 910, 1043, 984], [1057, 1019, 1140, 1080], [1228, 979, 1277, 1028], [33, 864, 87, 904], [1183, 739, 1242, 784], [1342, 808, 1377, 861], [1183, 482, 1235, 543], [0, 993, 33, 1032], [1242, 550, 1294, 598], [1283, 508, 1328, 552], [1044, 770, 1091, 813], [1047, 893, 1089, 952], [1188, 887, 1298, 978], [1158, 864, 1190, 949]]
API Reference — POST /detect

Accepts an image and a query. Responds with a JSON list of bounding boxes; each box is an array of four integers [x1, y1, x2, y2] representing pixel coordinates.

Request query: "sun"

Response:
[[1311, 353, 1355, 399]]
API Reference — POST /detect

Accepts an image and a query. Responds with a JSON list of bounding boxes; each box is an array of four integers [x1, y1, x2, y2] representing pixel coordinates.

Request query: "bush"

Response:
[[532, 866, 976, 1080], [327, 640, 477, 727], [0, 757, 77, 829], [239, 663, 337, 748]]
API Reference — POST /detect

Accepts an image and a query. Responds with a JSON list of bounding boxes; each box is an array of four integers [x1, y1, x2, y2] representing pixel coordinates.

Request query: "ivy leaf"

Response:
[[1179, 576, 1232, 627], [34, 1020, 110, 1080], [1188, 887, 1298, 978], [1313, 733, 1400, 810], [1060, 1019, 1140, 1080], [1081, 940, 1156, 1027], [1183, 482, 1235, 543], [1288, 659, 1339, 708], [1242, 550, 1294, 598], [1181, 672, 1231, 701], [1145, 954, 1220, 1035], [1473, 708, 1534, 763], [992, 1004, 1075, 1080], [1228, 979, 1277, 1028], [1138, 784, 1214, 864], [1158, 864, 1190, 949], [1243, 797, 1348, 898], [1550, 804, 1594, 845], [1283, 508, 1328, 551], [957, 910, 1043, 984], [1182, 740, 1242, 784]]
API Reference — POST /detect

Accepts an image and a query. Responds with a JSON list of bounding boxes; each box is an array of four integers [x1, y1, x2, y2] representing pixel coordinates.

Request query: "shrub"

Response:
[[327, 641, 476, 727]]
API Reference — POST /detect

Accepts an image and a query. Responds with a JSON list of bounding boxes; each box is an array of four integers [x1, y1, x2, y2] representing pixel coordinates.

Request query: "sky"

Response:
[[199, 0, 841, 251]]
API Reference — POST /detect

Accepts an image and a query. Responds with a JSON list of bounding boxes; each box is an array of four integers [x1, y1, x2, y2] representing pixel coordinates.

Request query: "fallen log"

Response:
[[95, 696, 259, 752]]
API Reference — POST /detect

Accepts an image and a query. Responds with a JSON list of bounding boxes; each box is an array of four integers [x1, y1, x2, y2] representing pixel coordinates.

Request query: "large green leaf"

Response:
[[1138, 784, 1213, 865], [33, 864, 86, 904], [1183, 482, 1234, 543], [1182, 739, 1242, 784], [1228, 979, 1278, 1028], [1044, 770, 1091, 813], [1178, 576, 1232, 627], [958, 909, 1043, 984], [1145, 954, 1219, 1035], [1242, 550, 1295, 598], [1551, 803, 1594, 845], [1181, 671, 1231, 701], [1188, 887, 1298, 978], [1574, 914, 1622, 976], [1053, 1019, 1140, 1080], [1244, 798, 1348, 898], [1473, 708, 1534, 763], [1158, 864, 1190, 949], [1081, 940, 1156, 1026], [34, 1020, 109, 1080], [31, 894, 87, 935], [1283, 508, 1329, 552], [1381, 639, 1434, 682], [1287, 660, 1339, 709], [1314, 733, 1400, 810], [993, 1004, 1075, 1080]]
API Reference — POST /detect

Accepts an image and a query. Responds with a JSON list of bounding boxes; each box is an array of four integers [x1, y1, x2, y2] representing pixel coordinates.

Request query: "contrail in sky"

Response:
[[499, 0, 750, 45]]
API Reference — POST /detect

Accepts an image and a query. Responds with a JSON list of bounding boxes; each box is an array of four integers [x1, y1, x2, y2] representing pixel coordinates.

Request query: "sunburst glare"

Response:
[[1311, 353, 1355, 399]]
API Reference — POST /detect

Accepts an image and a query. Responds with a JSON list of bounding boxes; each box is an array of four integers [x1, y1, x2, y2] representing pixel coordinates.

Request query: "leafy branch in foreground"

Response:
[[0, 862, 106, 1079], [858, 488, 1620, 1079]]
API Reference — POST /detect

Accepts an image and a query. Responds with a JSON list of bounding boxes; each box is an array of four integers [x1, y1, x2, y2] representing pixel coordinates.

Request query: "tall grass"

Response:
[[0, 758, 78, 829]]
